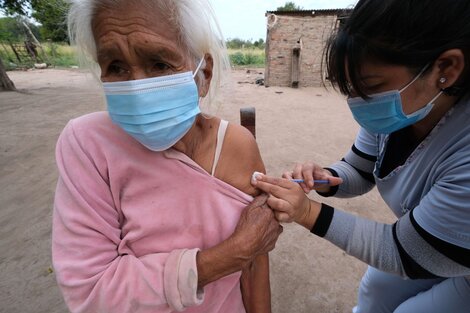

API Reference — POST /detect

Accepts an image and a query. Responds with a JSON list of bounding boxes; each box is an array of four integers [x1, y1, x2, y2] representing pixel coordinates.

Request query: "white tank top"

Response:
[[211, 120, 229, 176]]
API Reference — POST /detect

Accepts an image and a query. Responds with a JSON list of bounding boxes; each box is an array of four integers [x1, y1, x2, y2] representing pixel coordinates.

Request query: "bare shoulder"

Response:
[[215, 122, 265, 196]]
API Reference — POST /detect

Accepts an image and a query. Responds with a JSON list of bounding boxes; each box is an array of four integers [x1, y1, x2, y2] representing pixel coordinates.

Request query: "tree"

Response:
[[276, 1, 303, 11], [226, 38, 265, 50], [0, 1, 24, 91], [226, 38, 246, 49], [0, 0, 69, 91], [253, 38, 265, 49], [0, 58, 15, 91], [31, 0, 70, 42], [0, 17, 22, 41], [0, 0, 29, 15], [1, 0, 70, 41], [0, 16, 40, 42]]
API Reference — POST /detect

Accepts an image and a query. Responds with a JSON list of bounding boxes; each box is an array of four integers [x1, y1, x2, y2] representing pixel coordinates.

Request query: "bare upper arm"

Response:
[[215, 122, 265, 196]]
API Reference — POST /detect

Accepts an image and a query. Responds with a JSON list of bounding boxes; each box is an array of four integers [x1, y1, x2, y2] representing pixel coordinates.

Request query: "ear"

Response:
[[433, 49, 466, 91], [198, 53, 214, 98]]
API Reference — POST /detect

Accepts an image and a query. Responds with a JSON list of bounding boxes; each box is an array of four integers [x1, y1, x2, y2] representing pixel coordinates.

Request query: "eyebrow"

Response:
[[97, 43, 184, 64], [135, 46, 183, 62]]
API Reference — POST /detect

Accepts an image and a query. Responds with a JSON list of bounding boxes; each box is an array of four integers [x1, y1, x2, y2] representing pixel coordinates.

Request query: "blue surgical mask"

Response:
[[103, 59, 204, 151], [347, 66, 443, 134]]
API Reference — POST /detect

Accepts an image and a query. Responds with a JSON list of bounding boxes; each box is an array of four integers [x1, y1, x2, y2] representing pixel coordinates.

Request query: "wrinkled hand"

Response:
[[231, 193, 283, 263], [251, 175, 311, 223], [283, 161, 342, 193]]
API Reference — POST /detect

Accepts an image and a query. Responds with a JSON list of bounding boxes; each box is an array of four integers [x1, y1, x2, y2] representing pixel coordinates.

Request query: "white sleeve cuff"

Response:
[[164, 248, 204, 311]]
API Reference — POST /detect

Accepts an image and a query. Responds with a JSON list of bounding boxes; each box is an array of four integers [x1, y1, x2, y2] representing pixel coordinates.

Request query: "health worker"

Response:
[[252, 0, 470, 312]]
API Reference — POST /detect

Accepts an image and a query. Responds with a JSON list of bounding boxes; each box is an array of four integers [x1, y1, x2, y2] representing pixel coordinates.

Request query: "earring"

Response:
[[439, 77, 447, 84]]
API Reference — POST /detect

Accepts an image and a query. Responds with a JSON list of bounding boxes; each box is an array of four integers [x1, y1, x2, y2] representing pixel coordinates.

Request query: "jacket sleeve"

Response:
[[312, 150, 470, 279], [319, 128, 377, 198], [312, 205, 470, 279], [52, 120, 203, 313]]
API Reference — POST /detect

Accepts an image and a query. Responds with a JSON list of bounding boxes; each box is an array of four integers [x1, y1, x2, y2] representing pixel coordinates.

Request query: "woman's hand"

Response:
[[231, 194, 283, 264], [251, 175, 322, 229], [251, 175, 309, 223], [197, 194, 282, 288], [283, 161, 343, 194]]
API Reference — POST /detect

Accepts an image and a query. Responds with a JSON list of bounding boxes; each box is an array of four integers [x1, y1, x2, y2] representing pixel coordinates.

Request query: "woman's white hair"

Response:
[[68, 0, 230, 104]]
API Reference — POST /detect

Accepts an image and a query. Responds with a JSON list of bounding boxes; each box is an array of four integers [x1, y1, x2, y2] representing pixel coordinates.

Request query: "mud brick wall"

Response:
[[265, 13, 338, 87]]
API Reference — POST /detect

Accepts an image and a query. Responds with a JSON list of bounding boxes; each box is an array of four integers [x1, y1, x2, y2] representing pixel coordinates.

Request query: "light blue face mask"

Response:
[[347, 66, 443, 134], [103, 59, 204, 151]]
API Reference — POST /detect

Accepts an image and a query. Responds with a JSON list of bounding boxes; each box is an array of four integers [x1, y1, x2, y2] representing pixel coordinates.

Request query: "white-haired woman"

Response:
[[52, 1, 282, 312]]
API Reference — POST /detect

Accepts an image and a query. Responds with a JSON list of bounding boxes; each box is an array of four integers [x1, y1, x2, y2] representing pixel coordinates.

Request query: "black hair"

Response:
[[324, 0, 470, 98]]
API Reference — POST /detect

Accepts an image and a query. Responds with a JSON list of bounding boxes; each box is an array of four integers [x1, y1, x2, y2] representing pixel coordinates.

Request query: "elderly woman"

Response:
[[52, 1, 282, 312]]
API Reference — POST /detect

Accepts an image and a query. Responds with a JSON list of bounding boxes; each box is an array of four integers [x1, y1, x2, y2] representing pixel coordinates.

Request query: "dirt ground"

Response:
[[0, 68, 396, 313]]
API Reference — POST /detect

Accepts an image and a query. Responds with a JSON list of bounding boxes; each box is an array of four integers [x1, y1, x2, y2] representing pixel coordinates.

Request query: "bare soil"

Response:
[[0, 68, 395, 313]]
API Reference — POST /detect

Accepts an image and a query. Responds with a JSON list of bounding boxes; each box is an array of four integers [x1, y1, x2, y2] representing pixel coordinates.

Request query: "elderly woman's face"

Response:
[[92, 3, 193, 82]]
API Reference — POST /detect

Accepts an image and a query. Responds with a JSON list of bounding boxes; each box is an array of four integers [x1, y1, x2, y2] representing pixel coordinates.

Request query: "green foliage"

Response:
[[276, 1, 303, 11], [0, 0, 29, 15], [226, 38, 245, 49], [226, 38, 265, 50], [253, 38, 265, 49], [229, 51, 245, 65], [43, 41, 77, 67], [0, 41, 78, 68], [0, 47, 16, 69], [0, 17, 24, 41], [0, 17, 41, 42], [228, 50, 265, 67], [31, 0, 70, 42], [226, 39, 266, 66], [1, 0, 70, 42]]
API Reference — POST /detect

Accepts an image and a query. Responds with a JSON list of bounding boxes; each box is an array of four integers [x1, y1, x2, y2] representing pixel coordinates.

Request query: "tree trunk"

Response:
[[0, 58, 16, 92]]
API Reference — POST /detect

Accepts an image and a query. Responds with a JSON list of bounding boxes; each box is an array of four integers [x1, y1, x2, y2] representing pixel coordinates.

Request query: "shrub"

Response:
[[229, 50, 265, 67]]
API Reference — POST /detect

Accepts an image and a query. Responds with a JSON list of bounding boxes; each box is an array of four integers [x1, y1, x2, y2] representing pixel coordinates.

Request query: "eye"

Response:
[[107, 62, 129, 76], [153, 62, 170, 72], [365, 83, 384, 93]]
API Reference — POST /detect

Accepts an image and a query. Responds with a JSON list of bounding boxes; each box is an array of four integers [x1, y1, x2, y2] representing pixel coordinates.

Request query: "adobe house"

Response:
[[264, 9, 351, 88]]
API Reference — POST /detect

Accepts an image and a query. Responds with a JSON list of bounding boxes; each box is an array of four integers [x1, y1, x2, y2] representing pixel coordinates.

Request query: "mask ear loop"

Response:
[[399, 63, 431, 93], [193, 57, 214, 120], [193, 58, 206, 78], [193, 57, 205, 104], [428, 90, 444, 104], [399, 63, 444, 114]]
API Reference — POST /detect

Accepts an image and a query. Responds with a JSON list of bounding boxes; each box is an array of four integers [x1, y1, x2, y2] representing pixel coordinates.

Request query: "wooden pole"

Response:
[[240, 107, 256, 138], [22, 22, 49, 64], [8, 41, 22, 63]]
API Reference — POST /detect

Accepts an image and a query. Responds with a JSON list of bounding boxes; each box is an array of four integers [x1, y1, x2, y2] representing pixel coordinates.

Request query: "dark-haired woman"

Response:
[[251, 0, 470, 312]]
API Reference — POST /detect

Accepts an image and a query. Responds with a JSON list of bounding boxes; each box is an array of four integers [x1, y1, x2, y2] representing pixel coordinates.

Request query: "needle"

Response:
[[251, 171, 330, 185], [290, 179, 330, 185]]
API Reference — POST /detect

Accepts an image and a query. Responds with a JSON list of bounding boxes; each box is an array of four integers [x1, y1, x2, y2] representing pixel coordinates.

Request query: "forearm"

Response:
[[295, 200, 406, 276], [301, 201, 470, 279], [320, 207, 406, 276], [197, 236, 250, 288], [241, 254, 271, 313]]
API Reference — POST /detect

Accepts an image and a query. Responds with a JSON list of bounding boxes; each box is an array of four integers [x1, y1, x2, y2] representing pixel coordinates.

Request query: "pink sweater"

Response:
[[52, 112, 253, 313]]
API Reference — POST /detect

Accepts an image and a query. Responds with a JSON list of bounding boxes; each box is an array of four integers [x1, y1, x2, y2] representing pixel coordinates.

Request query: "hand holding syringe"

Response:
[[252, 162, 342, 194], [252, 171, 330, 186]]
